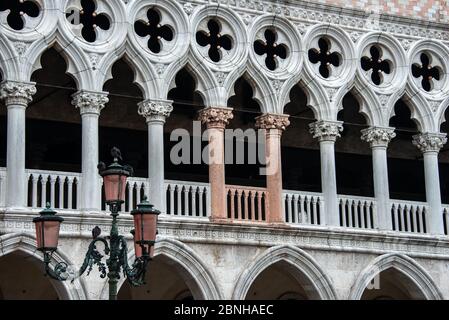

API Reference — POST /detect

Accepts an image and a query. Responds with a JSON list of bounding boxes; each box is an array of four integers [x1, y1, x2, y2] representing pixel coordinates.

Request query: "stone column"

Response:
[[309, 120, 343, 226], [198, 107, 233, 221], [413, 132, 447, 235], [256, 113, 290, 223], [138, 100, 173, 214], [0, 81, 36, 209], [72, 90, 109, 213], [361, 126, 396, 230]]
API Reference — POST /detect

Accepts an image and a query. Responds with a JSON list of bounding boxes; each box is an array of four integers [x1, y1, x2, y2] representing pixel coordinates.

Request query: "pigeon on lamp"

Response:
[[111, 147, 122, 162]]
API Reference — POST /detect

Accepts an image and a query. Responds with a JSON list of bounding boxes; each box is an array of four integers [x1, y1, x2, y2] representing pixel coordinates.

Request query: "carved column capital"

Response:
[[198, 107, 233, 129], [138, 100, 173, 123], [255, 113, 290, 132], [309, 120, 343, 142], [413, 132, 447, 153], [71, 90, 109, 115], [0, 81, 36, 106], [361, 126, 396, 148]]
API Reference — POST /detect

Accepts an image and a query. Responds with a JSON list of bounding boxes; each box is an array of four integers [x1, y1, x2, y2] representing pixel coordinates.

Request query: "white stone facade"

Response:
[[0, 0, 449, 300]]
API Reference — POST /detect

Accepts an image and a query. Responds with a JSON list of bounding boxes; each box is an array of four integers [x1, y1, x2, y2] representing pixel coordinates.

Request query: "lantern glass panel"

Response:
[[133, 213, 157, 244], [35, 220, 61, 250], [104, 174, 127, 202]]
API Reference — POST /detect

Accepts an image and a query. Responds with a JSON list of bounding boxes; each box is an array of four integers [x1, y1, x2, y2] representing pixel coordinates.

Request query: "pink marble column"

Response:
[[198, 107, 233, 221], [256, 113, 290, 223]]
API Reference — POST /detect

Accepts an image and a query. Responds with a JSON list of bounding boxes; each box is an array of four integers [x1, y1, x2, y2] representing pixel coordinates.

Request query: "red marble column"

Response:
[[199, 107, 234, 221], [256, 113, 290, 223]]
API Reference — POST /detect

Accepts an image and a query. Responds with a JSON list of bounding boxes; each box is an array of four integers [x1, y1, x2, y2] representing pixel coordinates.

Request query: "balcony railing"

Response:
[[283, 190, 323, 225], [390, 200, 428, 234], [442, 205, 449, 236], [165, 180, 210, 218], [338, 195, 376, 230], [26, 169, 80, 211], [0, 168, 446, 235], [226, 185, 267, 222]]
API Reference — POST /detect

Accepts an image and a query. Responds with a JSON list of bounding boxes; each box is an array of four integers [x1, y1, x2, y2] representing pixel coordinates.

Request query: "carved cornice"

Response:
[[361, 127, 396, 148], [190, 0, 449, 42], [255, 113, 290, 131], [138, 100, 173, 123], [71, 91, 109, 115], [2, 211, 449, 260], [309, 120, 343, 142], [413, 132, 448, 153], [0, 81, 36, 107], [198, 107, 234, 129]]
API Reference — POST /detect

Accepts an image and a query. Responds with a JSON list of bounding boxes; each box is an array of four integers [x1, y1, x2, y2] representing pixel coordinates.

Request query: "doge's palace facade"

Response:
[[1, 0, 449, 300]]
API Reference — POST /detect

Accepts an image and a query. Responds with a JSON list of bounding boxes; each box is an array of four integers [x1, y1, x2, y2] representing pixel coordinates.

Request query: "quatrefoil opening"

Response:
[[65, 0, 111, 43], [196, 19, 232, 63], [361, 46, 392, 86], [308, 37, 341, 79], [412, 53, 441, 92], [134, 7, 174, 54], [254, 29, 288, 71], [0, 0, 40, 31]]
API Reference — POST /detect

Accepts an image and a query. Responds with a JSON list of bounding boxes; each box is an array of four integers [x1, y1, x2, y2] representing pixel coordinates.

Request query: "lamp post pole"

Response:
[[107, 203, 121, 301], [33, 148, 160, 300]]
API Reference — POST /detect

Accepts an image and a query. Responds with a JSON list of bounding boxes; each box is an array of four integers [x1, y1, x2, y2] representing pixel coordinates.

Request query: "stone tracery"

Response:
[[0, 0, 39, 30], [253, 29, 288, 71], [134, 7, 174, 54], [66, 0, 110, 43], [196, 19, 232, 63], [0, 0, 448, 302]]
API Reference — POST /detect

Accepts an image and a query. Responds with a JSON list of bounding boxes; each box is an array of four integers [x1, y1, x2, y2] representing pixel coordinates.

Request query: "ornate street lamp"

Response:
[[33, 147, 160, 300]]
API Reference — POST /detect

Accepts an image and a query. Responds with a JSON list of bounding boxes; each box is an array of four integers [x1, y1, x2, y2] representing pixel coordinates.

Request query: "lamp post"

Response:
[[33, 147, 160, 300]]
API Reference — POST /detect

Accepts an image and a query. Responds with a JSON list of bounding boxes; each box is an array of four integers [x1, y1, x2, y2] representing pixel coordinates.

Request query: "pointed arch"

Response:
[[0, 232, 87, 300], [290, 74, 331, 120], [239, 62, 277, 114], [102, 238, 222, 300], [337, 77, 384, 126], [436, 97, 449, 130], [389, 85, 435, 132], [25, 31, 93, 90], [0, 32, 19, 81], [163, 55, 220, 107], [96, 41, 158, 98], [232, 245, 337, 300], [349, 253, 443, 300], [227, 71, 266, 113]]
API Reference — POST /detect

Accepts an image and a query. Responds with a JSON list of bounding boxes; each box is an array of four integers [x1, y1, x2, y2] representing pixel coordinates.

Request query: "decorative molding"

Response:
[[326, 87, 339, 102], [13, 41, 28, 56], [413, 132, 448, 153], [205, 0, 449, 42], [155, 63, 168, 75], [89, 53, 101, 71], [399, 38, 413, 51], [0, 81, 36, 106], [71, 91, 109, 115], [378, 93, 392, 108], [2, 212, 449, 260], [429, 100, 442, 113], [241, 13, 253, 25], [198, 107, 234, 129], [215, 72, 227, 86], [138, 100, 173, 123], [309, 120, 343, 142], [255, 113, 290, 131], [183, 2, 194, 15], [361, 126, 396, 148], [271, 79, 283, 93]]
